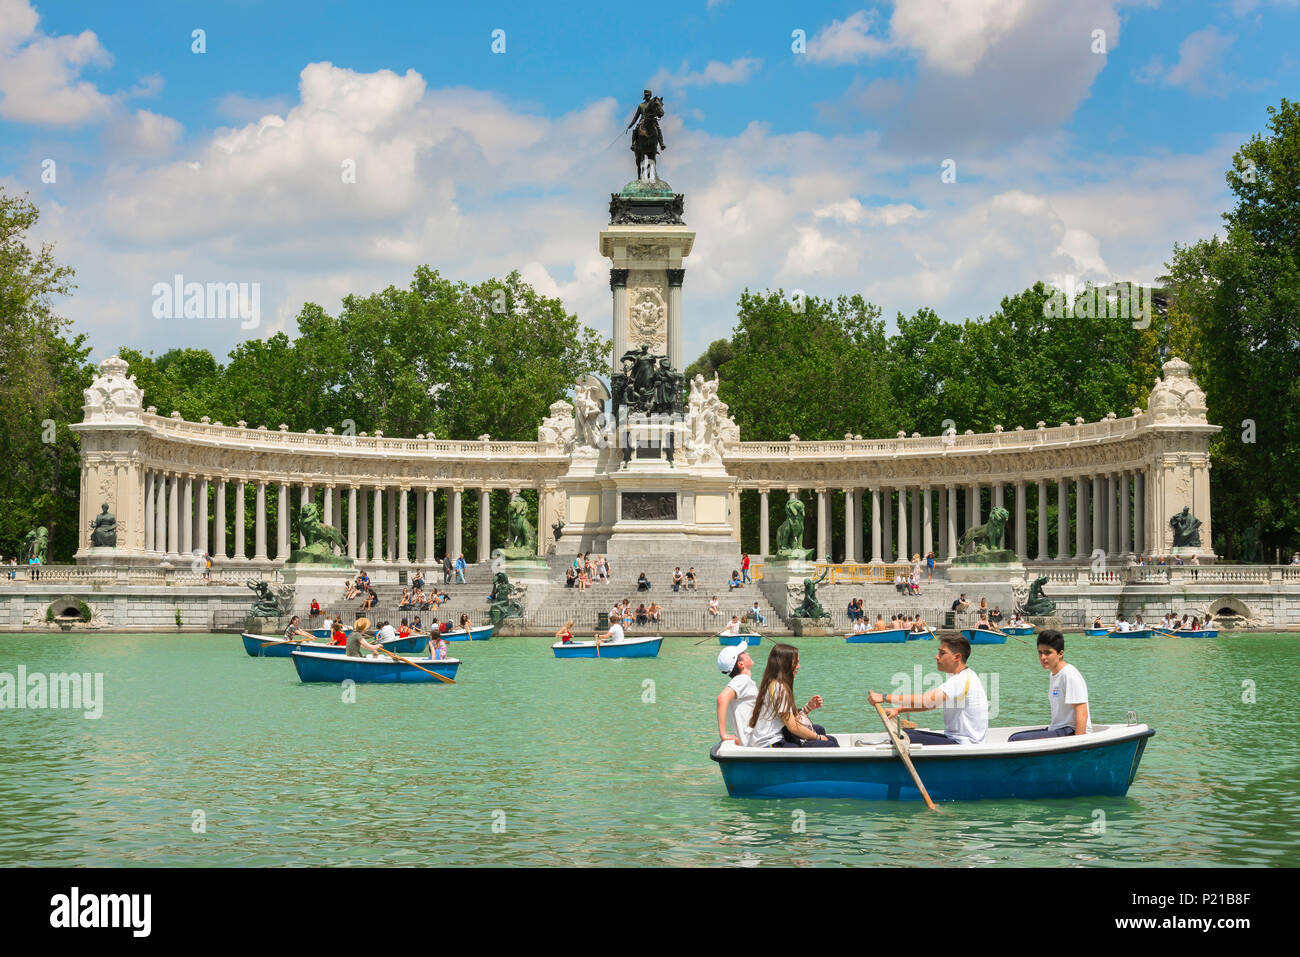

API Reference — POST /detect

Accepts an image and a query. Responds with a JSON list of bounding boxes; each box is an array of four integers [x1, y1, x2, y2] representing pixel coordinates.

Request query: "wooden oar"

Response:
[[375, 644, 455, 684], [260, 633, 319, 648], [873, 701, 938, 811]]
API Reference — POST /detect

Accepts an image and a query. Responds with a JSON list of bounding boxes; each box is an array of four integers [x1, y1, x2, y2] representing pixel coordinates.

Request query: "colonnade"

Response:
[[137, 471, 521, 564], [751, 469, 1150, 562]]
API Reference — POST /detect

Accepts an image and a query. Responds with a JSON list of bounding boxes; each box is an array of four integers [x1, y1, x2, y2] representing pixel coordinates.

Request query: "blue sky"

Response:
[[1, 0, 1296, 365]]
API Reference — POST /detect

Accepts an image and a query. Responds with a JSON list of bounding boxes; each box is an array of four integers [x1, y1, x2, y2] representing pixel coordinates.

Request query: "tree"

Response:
[[0, 188, 91, 562]]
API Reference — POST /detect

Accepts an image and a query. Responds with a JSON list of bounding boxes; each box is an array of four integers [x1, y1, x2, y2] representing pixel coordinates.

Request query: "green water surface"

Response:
[[1, 633, 1296, 866]]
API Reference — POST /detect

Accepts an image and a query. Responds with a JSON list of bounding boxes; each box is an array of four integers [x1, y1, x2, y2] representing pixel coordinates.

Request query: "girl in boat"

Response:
[[458, 613, 473, 634], [429, 631, 448, 660], [555, 619, 575, 644], [284, 616, 316, 642], [747, 643, 838, 748], [1092, 614, 1105, 630]]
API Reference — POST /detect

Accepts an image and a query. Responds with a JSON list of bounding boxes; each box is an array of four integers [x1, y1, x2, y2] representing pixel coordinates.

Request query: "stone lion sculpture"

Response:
[[775, 494, 812, 560], [957, 506, 1010, 556]]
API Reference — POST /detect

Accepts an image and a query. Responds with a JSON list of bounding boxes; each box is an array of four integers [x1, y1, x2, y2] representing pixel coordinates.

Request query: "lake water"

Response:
[[1, 632, 1296, 866]]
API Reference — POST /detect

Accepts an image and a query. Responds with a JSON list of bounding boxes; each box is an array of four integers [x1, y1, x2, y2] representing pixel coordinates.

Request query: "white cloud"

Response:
[[1136, 26, 1262, 97], [889, 0, 1031, 74], [101, 108, 184, 156], [0, 0, 114, 125], [650, 57, 762, 90], [807, 10, 892, 64]]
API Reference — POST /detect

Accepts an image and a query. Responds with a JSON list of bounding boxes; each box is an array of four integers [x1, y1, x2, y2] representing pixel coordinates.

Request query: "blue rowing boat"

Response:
[[906, 629, 935, 641], [290, 650, 460, 683], [711, 723, 1155, 801], [960, 628, 1007, 645], [1165, 628, 1218, 638], [552, 635, 663, 659], [845, 628, 908, 643], [310, 625, 349, 640], [1105, 628, 1152, 639], [1084, 628, 1109, 636], [241, 633, 341, 657], [441, 624, 494, 641], [1001, 626, 1035, 636], [718, 632, 761, 646]]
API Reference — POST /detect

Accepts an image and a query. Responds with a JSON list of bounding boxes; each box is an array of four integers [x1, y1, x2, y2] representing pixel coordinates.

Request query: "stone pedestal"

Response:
[[790, 617, 835, 637], [1025, 616, 1064, 632], [82, 547, 138, 569]]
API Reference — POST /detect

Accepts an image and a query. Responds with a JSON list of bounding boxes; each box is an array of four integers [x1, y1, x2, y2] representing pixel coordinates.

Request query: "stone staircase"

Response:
[[535, 555, 784, 635]]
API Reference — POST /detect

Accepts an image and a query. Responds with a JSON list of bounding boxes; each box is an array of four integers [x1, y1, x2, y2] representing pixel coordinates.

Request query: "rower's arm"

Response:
[[716, 687, 737, 739], [1073, 702, 1089, 735]]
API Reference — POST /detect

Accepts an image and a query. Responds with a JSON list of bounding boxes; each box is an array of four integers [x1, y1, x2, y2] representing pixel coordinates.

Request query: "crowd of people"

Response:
[[717, 629, 1090, 749]]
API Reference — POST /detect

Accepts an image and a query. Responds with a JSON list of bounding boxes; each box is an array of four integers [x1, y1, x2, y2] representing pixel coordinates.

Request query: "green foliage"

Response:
[[175, 608, 183, 627], [0, 188, 92, 563], [683, 338, 734, 383]]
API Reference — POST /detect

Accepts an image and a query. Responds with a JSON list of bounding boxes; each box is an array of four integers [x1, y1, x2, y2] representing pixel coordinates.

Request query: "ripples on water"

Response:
[[0, 633, 1296, 866]]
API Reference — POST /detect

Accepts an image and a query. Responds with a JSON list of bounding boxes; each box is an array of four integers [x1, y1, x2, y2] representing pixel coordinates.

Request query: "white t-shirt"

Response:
[[722, 620, 740, 636], [750, 682, 794, 748], [604, 623, 625, 643], [938, 668, 988, 744], [1048, 663, 1092, 733], [378, 624, 397, 642], [725, 673, 758, 746], [1114, 620, 1129, 632]]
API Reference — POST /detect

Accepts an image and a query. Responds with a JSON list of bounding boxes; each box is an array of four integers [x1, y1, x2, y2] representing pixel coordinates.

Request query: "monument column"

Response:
[[759, 487, 770, 557], [816, 487, 829, 559], [372, 487, 384, 563], [277, 484, 289, 559], [299, 485, 309, 546], [921, 486, 933, 558], [348, 487, 358, 560], [358, 489, 369, 563], [1036, 478, 1048, 560], [936, 485, 947, 559], [234, 480, 246, 562], [843, 489, 856, 563], [322, 485, 333, 537], [946, 486, 958, 558], [180, 475, 193, 557], [667, 269, 685, 371], [910, 489, 920, 558], [1092, 476, 1104, 558], [167, 472, 180, 557], [386, 489, 397, 563], [397, 487, 409, 563], [415, 490, 425, 561], [1074, 477, 1086, 558], [1134, 471, 1146, 556], [1106, 474, 1119, 558], [1014, 480, 1027, 560], [1120, 472, 1131, 557], [254, 481, 268, 561], [852, 490, 864, 562], [868, 489, 882, 563], [450, 488, 464, 558], [610, 270, 629, 371], [431, 488, 441, 564], [896, 487, 908, 561], [479, 489, 491, 563], [143, 472, 155, 554], [213, 479, 226, 560], [968, 484, 981, 529], [197, 477, 209, 555], [881, 488, 893, 562]]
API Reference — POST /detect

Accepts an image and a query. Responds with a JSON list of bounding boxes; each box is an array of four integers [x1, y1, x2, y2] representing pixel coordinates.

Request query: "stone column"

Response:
[[1014, 480, 1027, 559], [1074, 478, 1086, 558], [667, 269, 685, 372], [1092, 476, 1104, 558], [180, 475, 193, 557], [348, 487, 358, 561], [167, 472, 180, 557], [322, 485, 333, 538], [921, 487, 933, 557], [881, 488, 893, 562], [870, 488, 883, 563], [1037, 479, 1048, 561], [1134, 471, 1145, 556], [416, 491, 425, 562], [425, 489, 436, 564], [277, 484, 289, 560], [852, 490, 864, 562], [198, 478, 209, 555], [143, 472, 155, 553], [358, 489, 369, 563], [213, 480, 226, 559], [478, 489, 491, 563], [153, 474, 165, 556], [946, 486, 958, 558], [1120, 471, 1131, 557], [234, 481, 246, 561], [896, 487, 908, 561], [610, 269, 629, 371], [254, 481, 268, 560], [386, 489, 397, 562], [1104, 474, 1116, 557], [1057, 480, 1068, 561], [968, 484, 981, 529], [816, 487, 829, 559], [372, 487, 384, 563], [936, 485, 947, 560], [909, 489, 920, 559], [398, 487, 409, 563], [843, 489, 856, 563], [299, 485, 309, 547], [759, 488, 770, 557], [450, 488, 463, 558]]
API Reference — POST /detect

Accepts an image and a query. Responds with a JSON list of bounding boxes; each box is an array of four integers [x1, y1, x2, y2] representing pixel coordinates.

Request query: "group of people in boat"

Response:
[[281, 613, 458, 659], [1091, 612, 1211, 633], [849, 612, 932, 635], [716, 630, 1090, 749]]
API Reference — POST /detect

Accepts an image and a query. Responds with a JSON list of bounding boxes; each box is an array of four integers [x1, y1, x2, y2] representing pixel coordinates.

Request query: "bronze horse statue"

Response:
[[630, 95, 665, 181]]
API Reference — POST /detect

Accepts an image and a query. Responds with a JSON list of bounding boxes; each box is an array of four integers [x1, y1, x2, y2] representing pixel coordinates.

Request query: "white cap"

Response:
[[717, 641, 749, 673]]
